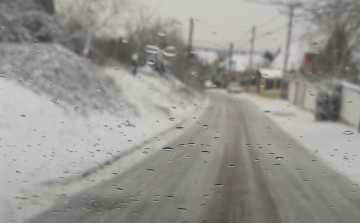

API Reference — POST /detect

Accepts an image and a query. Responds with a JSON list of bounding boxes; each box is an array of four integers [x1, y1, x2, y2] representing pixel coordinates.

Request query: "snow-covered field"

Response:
[[224, 90, 360, 185], [0, 43, 206, 222]]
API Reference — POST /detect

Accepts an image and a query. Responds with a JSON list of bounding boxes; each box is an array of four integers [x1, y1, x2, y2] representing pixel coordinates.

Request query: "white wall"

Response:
[[340, 82, 360, 127], [288, 82, 296, 104], [288, 80, 360, 129], [303, 85, 317, 112], [294, 82, 306, 108]]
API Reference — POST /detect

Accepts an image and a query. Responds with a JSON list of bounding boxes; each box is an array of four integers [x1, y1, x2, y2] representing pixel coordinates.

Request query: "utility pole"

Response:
[[248, 26, 256, 91], [280, 4, 298, 98], [228, 43, 234, 83], [187, 18, 194, 58]]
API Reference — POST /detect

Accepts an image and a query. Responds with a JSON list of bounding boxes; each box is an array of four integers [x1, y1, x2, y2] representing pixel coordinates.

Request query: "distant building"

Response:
[[255, 68, 283, 98], [195, 50, 219, 65], [221, 53, 267, 84], [301, 53, 317, 75]]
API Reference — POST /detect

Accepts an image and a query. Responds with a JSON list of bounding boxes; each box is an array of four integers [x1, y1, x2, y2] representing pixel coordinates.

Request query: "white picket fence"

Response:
[[287, 80, 360, 128]]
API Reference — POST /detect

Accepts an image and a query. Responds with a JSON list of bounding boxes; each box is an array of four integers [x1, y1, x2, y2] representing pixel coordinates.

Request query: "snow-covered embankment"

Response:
[[0, 43, 206, 222]]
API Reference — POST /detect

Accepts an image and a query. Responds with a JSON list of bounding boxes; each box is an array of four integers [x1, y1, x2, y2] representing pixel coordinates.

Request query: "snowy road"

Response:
[[27, 92, 360, 223]]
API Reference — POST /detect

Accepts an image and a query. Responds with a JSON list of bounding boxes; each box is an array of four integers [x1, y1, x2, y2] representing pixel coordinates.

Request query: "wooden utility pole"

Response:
[[248, 26, 256, 91], [228, 43, 234, 83], [187, 18, 194, 58], [280, 4, 298, 98]]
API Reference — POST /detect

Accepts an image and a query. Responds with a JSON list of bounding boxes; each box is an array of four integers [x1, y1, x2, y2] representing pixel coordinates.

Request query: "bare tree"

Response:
[[0, 0, 60, 42], [57, 0, 131, 56], [302, 0, 360, 81], [249, 0, 360, 82], [124, 4, 184, 66]]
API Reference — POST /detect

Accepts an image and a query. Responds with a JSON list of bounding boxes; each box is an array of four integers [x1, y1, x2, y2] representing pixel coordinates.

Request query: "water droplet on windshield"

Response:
[[343, 131, 354, 135], [263, 110, 271, 113], [275, 156, 284, 160], [188, 143, 196, 146], [215, 184, 224, 187], [145, 169, 154, 172], [50, 99, 60, 104], [178, 207, 187, 211], [162, 46, 177, 57], [0, 73, 5, 78], [145, 44, 161, 54], [169, 117, 175, 121], [228, 164, 235, 167], [201, 150, 210, 154], [157, 31, 166, 37], [122, 39, 129, 43], [163, 147, 173, 151], [147, 60, 155, 65]]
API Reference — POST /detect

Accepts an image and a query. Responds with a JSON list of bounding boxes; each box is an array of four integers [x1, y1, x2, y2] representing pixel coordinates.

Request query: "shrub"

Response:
[[315, 83, 341, 121]]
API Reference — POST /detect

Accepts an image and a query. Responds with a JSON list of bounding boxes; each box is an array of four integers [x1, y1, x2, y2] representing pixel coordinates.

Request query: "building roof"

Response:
[[222, 53, 266, 73], [258, 68, 283, 79], [195, 50, 219, 65]]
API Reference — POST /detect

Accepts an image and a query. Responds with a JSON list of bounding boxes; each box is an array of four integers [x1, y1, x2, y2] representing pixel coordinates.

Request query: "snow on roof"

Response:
[[222, 53, 265, 73], [341, 80, 360, 92], [196, 50, 219, 65], [258, 68, 283, 79]]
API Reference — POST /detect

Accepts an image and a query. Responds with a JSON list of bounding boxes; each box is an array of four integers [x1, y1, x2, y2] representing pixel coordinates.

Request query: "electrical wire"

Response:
[[256, 14, 282, 29], [257, 23, 288, 39], [197, 20, 250, 33]]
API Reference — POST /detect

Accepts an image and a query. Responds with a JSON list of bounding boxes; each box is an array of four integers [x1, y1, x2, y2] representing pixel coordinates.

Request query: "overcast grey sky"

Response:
[[139, 0, 305, 53]]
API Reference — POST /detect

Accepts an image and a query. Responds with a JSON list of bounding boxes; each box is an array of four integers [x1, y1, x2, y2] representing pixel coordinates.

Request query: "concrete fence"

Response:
[[287, 80, 360, 130], [339, 81, 360, 128]]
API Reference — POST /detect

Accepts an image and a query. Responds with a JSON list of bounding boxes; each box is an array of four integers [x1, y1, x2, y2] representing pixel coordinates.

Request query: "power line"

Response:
[[197, 20, 250, 33], [256, 23, 288, 39], [256, 14, 282, 29]]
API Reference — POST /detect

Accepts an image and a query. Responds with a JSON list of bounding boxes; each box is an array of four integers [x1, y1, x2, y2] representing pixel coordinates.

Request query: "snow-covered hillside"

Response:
[[0, 43, 206, 223]]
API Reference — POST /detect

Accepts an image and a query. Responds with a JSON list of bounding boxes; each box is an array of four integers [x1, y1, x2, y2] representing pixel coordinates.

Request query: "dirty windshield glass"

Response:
[[1, 0, 360, 222]]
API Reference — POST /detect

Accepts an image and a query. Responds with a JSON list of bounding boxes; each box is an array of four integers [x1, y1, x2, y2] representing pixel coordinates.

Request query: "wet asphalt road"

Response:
[[27, 92, 360, 223]]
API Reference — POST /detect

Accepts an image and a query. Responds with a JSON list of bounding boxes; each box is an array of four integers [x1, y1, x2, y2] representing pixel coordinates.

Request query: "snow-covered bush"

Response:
[[315, 83, 341, 121], [0, 0, 60, 42]]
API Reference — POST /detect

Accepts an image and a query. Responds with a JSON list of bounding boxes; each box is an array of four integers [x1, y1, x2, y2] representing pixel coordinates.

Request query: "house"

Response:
[[255, 68, 284, 98], [221, 53, 267, 85], [195, 50, 219, 66], [301, 53, 317, 73]]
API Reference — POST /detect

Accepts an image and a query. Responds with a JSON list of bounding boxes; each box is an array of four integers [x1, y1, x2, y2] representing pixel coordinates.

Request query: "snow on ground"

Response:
[[0, 43, 206, 223], [223, 90, 360, 184]]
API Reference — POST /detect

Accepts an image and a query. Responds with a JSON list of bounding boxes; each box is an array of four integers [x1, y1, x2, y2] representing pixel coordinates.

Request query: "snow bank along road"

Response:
[[27, 91, 360, 223]]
